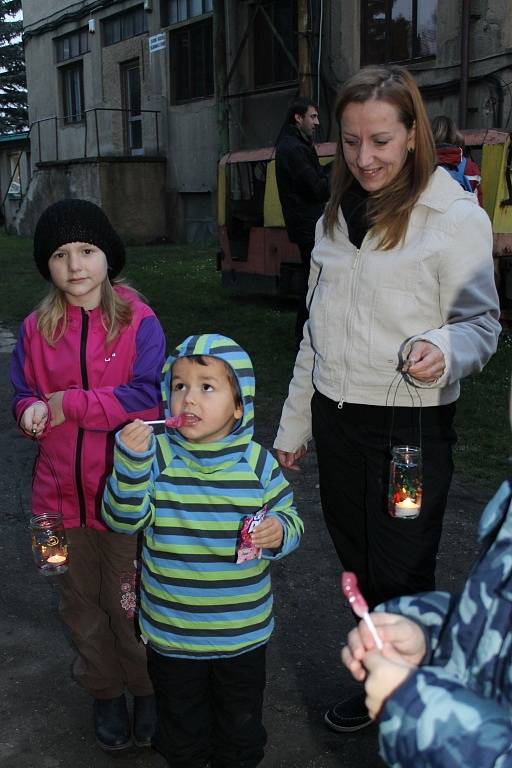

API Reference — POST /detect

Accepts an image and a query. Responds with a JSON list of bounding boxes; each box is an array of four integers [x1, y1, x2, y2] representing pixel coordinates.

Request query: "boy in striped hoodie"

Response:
[[102, 333, 303, 768]]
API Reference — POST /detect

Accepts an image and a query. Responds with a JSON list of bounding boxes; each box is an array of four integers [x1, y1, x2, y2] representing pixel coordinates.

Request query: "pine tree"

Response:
[[0, 0, 27, 133]]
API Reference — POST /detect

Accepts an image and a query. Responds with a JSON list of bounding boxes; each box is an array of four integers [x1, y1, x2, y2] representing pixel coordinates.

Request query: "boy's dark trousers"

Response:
[[312, 391, 456, 610], [148, 644, 267, 768]]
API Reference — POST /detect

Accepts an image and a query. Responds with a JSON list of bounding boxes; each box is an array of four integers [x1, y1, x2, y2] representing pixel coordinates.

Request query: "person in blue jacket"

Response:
[[342, 475, 512, 767]]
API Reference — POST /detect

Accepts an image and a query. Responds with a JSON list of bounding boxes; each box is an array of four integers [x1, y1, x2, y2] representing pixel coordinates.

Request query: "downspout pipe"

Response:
[[459, 0, 471, 128]]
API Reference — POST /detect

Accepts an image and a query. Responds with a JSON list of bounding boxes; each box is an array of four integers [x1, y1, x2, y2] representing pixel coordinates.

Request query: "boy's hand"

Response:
[[363, 650, 413, 720], [119, 419, 153, 453], [251, 517, 284, 550], [46, 391, 66, 426], [342, 612, 426, 682], [20, 401, 48, 437]]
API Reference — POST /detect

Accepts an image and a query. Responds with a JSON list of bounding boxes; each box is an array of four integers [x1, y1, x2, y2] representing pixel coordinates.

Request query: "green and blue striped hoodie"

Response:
[[102, 334, 303, 659]]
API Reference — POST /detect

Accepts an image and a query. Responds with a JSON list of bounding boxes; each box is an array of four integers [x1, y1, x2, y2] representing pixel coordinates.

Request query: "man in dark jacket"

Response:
[[275, 97, 330, 349]]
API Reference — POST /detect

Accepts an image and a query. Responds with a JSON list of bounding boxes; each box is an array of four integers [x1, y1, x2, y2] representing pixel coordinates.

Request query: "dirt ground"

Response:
[[0, 324, 492, 768]]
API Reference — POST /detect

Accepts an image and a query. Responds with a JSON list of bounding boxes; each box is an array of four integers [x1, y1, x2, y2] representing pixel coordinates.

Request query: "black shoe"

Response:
[[324, 692, 372, 733], [93, 694, 132, 751], [133, 694, 157, 748]]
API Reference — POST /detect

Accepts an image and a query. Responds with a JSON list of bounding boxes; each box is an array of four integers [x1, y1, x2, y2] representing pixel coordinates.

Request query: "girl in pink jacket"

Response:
[[10, 199, 165, 752]]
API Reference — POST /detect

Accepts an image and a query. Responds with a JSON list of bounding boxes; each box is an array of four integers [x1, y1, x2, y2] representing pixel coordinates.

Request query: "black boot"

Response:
[[133, 694, 157, 747], [93, 694, 131, 751]]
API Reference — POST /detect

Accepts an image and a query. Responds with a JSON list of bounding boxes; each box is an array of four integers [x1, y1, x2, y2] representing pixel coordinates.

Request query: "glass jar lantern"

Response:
[[388, 446, 422, 520], [30, 513, 69, 575]]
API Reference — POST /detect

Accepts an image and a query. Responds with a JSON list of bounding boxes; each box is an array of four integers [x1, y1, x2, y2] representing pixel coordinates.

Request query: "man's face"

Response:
[[296, 106, 319, 139]]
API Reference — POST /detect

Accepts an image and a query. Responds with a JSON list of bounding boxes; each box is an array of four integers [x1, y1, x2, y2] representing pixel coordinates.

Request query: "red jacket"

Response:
[[435, 144, 483, 206], [11, 286, 165, 529]]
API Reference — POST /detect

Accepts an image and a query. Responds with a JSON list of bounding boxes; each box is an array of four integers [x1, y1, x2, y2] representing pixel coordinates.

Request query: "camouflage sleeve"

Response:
[[378, 667, 512, 768], [376, 591, 455, 658]]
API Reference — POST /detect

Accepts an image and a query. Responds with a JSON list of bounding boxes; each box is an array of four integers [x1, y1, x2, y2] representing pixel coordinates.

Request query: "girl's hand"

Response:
[[119, 419, 153, 453], [251, 517, 284, 550], [363, 650, 413, 720], [342, 613, 427, 682], [275, 446, 307, 471], [406, 341, 445, 383], [20, 401, 48, 437], [46, 391, 66, 426]]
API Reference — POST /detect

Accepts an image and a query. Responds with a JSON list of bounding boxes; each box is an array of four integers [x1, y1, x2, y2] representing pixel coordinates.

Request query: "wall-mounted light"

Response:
[[144, 0, 153, 10], [88, 18, 96, 33]]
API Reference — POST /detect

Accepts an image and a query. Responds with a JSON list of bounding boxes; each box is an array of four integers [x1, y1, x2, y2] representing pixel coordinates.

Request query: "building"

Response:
[[13, 0, 512, 241]]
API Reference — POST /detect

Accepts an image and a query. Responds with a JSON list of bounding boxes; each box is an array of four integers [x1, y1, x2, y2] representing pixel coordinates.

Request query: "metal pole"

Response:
[[213, 0, 229, 156], [37, 121, 41, 163], [155, 112, 159, 155], [55, 116, 58, 161], [298, 0, 312, 98], [459, 0, 470, 128], [84, 110, 88, 158]]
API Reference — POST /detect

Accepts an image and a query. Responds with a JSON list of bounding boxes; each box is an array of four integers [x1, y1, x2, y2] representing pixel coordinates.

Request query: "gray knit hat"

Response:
[[33, 199, 126, 280]]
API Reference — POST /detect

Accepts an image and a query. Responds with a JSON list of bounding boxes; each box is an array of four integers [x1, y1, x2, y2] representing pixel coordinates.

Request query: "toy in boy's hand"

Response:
[[236, 506, 268, 563], [341, 571, 383, 651], [145, 414, 197, 428]]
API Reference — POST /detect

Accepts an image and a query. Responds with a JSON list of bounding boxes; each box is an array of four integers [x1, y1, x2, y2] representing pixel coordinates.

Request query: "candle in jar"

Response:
[[395, 496, 420, 517], [47, 553, 67, 564]]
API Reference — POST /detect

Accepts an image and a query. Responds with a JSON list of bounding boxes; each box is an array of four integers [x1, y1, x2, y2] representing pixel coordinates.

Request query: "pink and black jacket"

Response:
[[10, 286, 165, 530]]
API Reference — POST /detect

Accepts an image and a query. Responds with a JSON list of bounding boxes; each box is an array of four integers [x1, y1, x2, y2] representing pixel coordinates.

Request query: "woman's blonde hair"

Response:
[[324, 65, 435, 250], [37, 277, 134, 346], [431, 115, 465, 147]]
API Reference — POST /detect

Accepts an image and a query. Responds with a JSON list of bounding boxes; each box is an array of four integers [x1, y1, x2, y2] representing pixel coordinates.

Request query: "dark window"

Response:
[[361, 0, 437, 65], [170, 18, 213, 102], [61, 61, 84, 123], [165, 0, 212, 25], [55, 28, 89, 62], [103, 5, 148, 46], [252, 0, 298, 88]]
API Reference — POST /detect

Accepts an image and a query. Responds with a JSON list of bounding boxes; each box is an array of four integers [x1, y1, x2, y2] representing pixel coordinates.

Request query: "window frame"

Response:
[[60, 60, 85, 124], [251, 0, 298, 90], [55, 27, 89, 63], [164, 0, 213, 26], [361, 0, 437, 66], [169, 16, 214, 104], [102, 4, 148, 47]]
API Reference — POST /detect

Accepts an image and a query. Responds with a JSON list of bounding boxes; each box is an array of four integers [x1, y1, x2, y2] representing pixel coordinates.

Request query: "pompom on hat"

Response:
[[33, 199, 126, 281]]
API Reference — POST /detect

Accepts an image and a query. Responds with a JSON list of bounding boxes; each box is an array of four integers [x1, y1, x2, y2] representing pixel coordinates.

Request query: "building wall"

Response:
[[20, 0, 512, 244]]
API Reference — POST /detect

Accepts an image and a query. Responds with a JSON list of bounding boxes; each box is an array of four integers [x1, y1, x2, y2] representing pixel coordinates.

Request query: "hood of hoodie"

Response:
[[436, 143, 464, 168], [160, 334, 255, 473]]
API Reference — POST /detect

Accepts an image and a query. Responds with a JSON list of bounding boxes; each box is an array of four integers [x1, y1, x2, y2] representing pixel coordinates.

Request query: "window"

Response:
[[361, 0, 437, 65], [55, 28, 89, 62], [171, 18, 213, 102], [103, 5, 148, 46], [61, 62, 84, 123], [252, 0, 298, 88], [165, 0, 212, 25]]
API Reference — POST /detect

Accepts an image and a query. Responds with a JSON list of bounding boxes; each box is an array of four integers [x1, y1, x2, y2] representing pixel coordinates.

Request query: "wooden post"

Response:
[[298, 0, 312, 98]]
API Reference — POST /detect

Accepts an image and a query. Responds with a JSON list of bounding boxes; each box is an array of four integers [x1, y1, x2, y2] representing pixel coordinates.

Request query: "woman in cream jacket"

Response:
[[274, 65, 500, 733]]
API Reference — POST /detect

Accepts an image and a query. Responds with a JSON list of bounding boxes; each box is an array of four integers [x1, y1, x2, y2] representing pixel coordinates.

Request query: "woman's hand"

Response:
[[119, 419, 153, 453], [275, 446, 307, 471], [405, 341, 445, 383], [341, 612, 427, 682], [20, 401, 48, 437], [46, 391, 66, 426], [363, 650, 413, 720]]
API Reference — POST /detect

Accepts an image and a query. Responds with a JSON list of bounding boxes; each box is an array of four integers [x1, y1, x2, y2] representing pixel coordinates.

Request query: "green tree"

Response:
[[0, 0, 27, 133]]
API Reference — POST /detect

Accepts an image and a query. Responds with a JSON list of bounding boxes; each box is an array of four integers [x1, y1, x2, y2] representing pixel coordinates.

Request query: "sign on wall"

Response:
[[149, 33, 166, 53]]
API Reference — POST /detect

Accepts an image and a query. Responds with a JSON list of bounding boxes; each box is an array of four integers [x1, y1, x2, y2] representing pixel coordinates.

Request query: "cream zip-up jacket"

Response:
[[274, 167, 501, 454]]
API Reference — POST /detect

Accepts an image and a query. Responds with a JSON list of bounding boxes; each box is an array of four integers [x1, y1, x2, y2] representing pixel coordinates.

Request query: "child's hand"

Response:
[[119, 419, 153, 453], [20, 401, 48, 437], [251, 517, 284, 550], [46, 391, 66, 426], [342, 613, 427, 682], [363, 650, 413, 720]]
